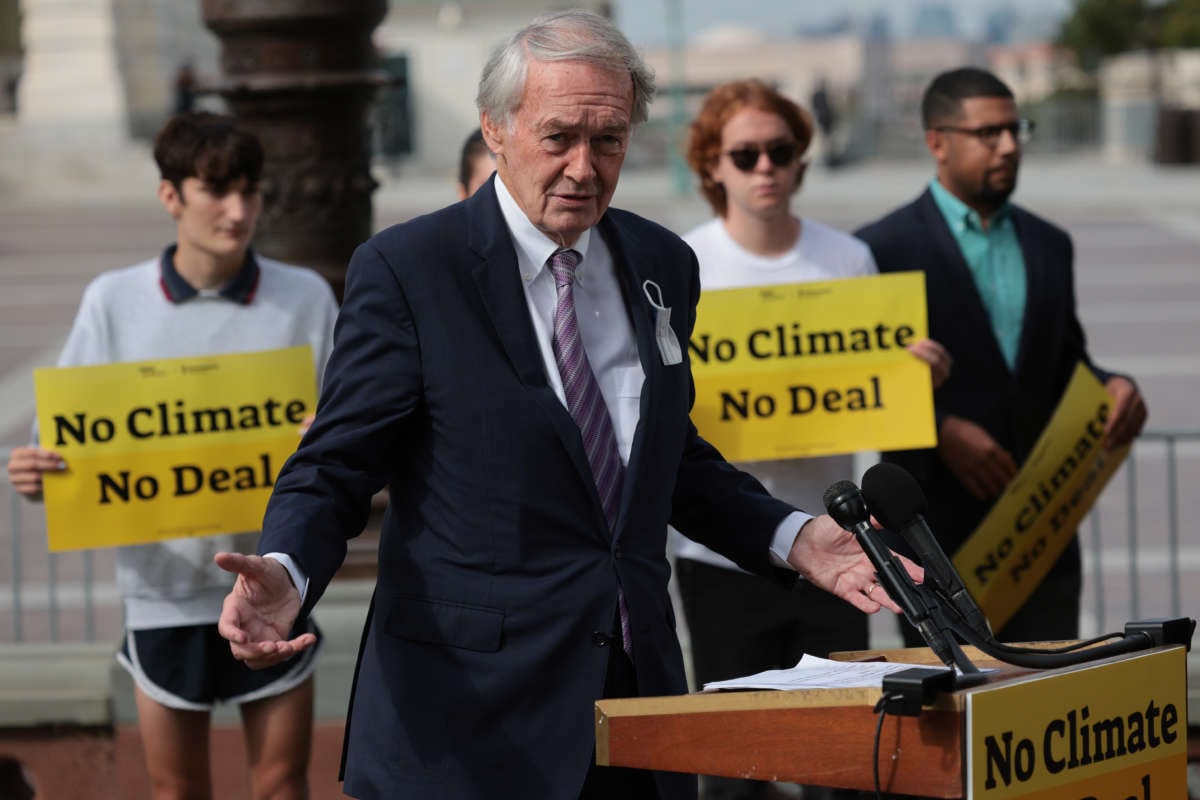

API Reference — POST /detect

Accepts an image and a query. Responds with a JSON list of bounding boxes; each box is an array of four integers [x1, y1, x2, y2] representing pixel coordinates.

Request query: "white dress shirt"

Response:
[[493, 177, 644, 462]]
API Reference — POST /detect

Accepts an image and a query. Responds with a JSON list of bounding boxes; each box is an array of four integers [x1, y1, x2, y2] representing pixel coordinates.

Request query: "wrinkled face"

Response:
[[159, 175, 261, 269], [481, 59, 632, 246], [927, 96, 1021, 213], [708, 105, 805, 221]]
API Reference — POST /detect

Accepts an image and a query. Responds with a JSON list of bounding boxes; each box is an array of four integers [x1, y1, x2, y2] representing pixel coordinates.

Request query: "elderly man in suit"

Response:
[[214, 11, 916, 800], [855, 67, 1146, 646]]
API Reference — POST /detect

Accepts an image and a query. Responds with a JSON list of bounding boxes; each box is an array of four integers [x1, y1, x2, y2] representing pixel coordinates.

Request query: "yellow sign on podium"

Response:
[[689, 272, 936, 461], [34, 346, 317, 551], [967, 647, 1187, 799]]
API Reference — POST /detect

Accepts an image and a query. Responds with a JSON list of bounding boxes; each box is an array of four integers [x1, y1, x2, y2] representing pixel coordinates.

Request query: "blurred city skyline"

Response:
[[613, 0, 1074, 45]]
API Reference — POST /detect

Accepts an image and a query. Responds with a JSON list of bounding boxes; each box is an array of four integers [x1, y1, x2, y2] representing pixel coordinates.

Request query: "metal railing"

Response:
[[1084, 431, 1200, 633], [3, 451, 103, 643], [2, 435, 1197, 644]]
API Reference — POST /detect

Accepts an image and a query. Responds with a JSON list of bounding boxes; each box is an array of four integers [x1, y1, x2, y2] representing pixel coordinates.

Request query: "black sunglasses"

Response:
[[724, 141, 800, 172]]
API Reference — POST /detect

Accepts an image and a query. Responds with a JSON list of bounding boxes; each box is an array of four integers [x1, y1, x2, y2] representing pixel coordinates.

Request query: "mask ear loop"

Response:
[[642, 279, 665, 310]]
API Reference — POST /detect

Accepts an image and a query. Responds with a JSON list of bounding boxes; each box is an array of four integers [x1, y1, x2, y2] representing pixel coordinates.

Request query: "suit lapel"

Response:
[[1010, 208, 1044, 378], [466, 183, 609, 537], [467, 184, 548, 387], [917, 189, 1011, 374], [599, 214, 658, 538]]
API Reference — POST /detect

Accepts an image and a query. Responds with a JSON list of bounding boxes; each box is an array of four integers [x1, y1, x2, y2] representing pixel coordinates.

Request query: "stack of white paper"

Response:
[[702, 654, 937, 691]]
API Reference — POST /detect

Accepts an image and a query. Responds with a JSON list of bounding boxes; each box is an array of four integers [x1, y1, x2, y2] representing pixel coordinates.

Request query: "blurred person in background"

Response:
[[456, 127, 495, 199]]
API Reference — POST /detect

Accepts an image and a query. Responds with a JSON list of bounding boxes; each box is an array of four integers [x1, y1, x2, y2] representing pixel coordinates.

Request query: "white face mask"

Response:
[[642, 280, 682, 366]]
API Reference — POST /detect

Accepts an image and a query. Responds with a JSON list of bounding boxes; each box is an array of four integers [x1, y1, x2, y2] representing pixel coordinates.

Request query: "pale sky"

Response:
[[612, 0, 1073, 45]]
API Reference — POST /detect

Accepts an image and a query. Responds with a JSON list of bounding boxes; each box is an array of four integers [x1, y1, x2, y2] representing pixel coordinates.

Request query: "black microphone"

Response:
[[822, 480, 960, 669], [861, 463, 994, 641]]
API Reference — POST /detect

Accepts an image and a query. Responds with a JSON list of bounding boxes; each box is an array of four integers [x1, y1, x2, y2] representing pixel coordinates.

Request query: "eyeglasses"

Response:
[[934, 119, 1035, 147], [723, 141, 801, 172]]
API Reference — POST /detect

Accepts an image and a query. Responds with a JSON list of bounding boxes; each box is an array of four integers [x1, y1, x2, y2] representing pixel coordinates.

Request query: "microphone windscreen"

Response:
[[822, 479, 860, 512], [862, 462, 927, 528]]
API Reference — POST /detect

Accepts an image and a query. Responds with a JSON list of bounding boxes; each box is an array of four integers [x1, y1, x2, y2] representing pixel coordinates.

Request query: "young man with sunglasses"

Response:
[[855, 67, 1147, 646], [677, 79, 950, 800]]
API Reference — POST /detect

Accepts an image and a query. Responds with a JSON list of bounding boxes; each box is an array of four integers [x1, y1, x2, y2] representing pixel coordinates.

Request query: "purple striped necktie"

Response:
[[548, 248, 632, 657]]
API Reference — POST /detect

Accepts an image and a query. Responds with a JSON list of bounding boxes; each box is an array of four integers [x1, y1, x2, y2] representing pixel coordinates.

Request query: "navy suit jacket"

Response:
[[258, 179, 796, 800], [855, 188, 1111, 580]]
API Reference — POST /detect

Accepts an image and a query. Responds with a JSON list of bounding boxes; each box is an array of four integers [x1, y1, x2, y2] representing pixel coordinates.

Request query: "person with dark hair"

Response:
[[679, 78, 949, 800], [172, 60, 197, 115], [5, 111, 338, 799], [212, 12, 920, 800], [855, 67, 1147, 644], [456, 127, 495, 199]]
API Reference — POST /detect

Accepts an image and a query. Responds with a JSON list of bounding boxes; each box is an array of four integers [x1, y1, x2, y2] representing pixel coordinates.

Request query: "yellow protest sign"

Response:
[[34, 346, 317, 551], [689, 272, 936, 461], [953, 362, 1130, 631], [967, 647, 1187, 799]]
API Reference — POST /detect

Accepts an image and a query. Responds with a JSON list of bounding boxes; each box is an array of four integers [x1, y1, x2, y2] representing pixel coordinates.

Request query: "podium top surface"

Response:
[[594, 644, 1189, 799], [597, 642, 1183, 717]]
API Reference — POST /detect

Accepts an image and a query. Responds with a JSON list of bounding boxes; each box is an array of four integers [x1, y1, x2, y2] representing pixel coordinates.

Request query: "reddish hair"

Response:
[[686, 79, 813, 217]]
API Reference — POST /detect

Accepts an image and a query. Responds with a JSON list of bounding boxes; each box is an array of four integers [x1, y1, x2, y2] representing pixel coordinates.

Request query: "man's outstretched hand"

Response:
[[787, 514, 923, 614], [214, 552, 316, 669]]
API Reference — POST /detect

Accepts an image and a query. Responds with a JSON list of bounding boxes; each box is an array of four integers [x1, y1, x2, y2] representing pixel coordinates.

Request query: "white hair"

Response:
[[476, 9, 656, 127]]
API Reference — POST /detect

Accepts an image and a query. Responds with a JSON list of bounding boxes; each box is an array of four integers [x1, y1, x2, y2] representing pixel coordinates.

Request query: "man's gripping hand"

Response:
[[214, 552, 315, 669]]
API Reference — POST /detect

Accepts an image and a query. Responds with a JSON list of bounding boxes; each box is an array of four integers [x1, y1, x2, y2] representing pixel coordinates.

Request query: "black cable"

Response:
[[946, 617, 1155, 669], [915, 579, 1129, 656], [978, 631, 1127, 655], [912, 577, 1151, 666], [872, 693, 902, 800]]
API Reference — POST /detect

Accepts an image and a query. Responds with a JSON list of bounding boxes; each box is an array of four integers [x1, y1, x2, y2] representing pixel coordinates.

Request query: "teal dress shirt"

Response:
[[928, 178, 1026, 370]]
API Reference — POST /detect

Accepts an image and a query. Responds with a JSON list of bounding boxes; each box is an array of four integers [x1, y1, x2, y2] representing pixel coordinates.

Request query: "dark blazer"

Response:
[[258, 179, 795, 800], [855, 188, 1111, 578]]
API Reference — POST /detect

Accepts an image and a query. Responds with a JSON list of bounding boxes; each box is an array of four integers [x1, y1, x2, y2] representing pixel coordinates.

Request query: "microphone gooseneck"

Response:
[[857, 463, 1167, 669], [823, 480, 977, 675], [862, 462, 993, 640]]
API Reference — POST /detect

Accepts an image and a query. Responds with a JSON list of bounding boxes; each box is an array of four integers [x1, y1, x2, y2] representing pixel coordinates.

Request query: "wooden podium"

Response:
[[595, 645, 1189, 799]]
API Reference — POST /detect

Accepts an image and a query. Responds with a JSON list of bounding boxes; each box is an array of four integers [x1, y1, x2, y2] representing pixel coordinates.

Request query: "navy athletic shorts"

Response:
[[116, 617, 321, 711]]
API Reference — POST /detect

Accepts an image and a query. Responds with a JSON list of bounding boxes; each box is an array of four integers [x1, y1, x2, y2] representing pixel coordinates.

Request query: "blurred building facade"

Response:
[[640, 27, 893, 164], [3, 1, 1196, 173], [16, 0, 216, 145], [372, 1, 610, 176], [1101, 49, 1200, 163]]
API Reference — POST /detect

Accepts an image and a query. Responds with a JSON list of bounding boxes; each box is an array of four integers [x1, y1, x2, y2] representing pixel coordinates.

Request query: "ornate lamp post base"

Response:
[[201, 0, 390, 299]]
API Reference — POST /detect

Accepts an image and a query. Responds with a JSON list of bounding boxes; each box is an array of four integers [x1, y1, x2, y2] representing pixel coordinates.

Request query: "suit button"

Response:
[[591, 631, 610, 647], [613, 545, 622, 559]]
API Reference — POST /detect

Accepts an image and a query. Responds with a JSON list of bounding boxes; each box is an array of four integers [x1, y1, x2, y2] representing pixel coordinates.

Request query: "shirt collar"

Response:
[[929, 177, 1011, 234], [493, 175, 593, 284], [158, 244, 261, 305]]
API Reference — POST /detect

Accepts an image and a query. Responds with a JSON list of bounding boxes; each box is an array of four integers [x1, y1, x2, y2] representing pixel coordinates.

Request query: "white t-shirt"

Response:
[[672, 216, 877, 571], [54, 254, 339, 629]]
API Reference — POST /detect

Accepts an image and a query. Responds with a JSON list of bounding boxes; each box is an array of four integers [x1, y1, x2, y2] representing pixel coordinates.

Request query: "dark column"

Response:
[[200, 0, 389, 300], [202, 1, 388, 576]]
